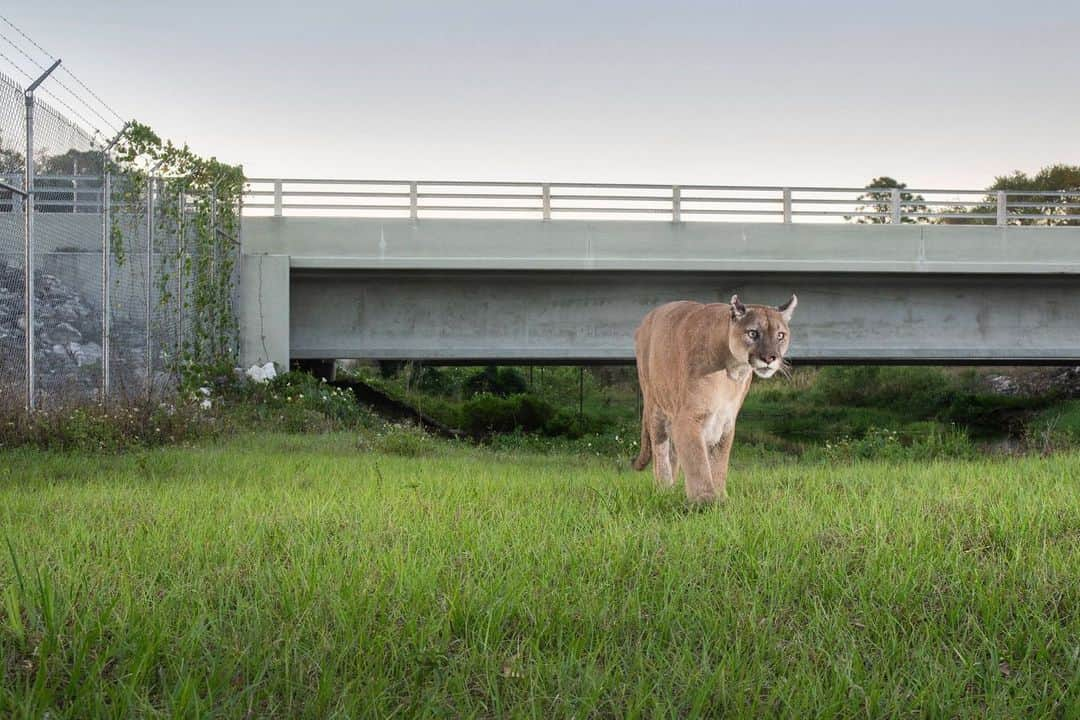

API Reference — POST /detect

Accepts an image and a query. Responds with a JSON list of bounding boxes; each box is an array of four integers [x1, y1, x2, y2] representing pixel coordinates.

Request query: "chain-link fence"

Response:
[[0, 68, 237, 410], [0, 70, 26, 403]]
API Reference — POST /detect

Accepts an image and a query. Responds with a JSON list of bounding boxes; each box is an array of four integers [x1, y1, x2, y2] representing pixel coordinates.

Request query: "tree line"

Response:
[[850, 164, 1080, 226]]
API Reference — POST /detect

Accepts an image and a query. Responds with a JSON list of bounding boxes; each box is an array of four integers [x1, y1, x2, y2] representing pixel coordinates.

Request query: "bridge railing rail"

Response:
[[243, 178, 1075, 226], [7, 176, 1079, 226]]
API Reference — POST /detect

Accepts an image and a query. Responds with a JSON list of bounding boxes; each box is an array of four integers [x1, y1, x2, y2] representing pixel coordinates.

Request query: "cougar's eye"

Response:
[[777, 331, 786, 340], [747, 329, 759, 340]]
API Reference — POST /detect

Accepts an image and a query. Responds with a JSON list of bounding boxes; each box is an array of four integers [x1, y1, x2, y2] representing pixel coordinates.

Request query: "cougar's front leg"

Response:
[[708, 429, 736, 500], [671, 415, 714, 503]]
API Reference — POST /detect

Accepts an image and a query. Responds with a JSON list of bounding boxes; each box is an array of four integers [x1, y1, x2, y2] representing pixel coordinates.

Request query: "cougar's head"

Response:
[[728, 294, 797, 378]]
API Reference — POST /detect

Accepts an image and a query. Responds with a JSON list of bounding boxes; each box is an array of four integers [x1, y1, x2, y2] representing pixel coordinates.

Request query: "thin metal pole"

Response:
[[236, 192, 243, 359], [782, 188, 792, 224], [210, 184, 218, 357], [672, 186, 681, 223], [99, 124, 129, 403], [177, 186, 185, 363], [21, 59, 62, 411], [578, 366, 584, 418], [146, 175, 154, 398], [101, 161, 111, 400], [23, 90, 34, 411]]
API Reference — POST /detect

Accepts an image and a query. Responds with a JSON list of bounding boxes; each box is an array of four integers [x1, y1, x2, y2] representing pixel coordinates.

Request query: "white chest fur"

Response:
[[701, 399, 740, 445], [696, 369, 750, 446]]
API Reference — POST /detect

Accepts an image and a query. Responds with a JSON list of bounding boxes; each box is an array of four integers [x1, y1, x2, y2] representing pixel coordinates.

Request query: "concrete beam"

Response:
[[289, 269, 1080, 364]]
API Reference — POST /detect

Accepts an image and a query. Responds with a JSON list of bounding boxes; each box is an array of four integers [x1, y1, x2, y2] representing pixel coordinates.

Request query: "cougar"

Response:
[[632, 295, 797, 502]]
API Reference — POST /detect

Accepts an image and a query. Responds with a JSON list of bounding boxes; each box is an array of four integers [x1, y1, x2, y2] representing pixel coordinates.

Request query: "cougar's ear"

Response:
[[730, 294, 747, 320], [778, 294, 798, 322]]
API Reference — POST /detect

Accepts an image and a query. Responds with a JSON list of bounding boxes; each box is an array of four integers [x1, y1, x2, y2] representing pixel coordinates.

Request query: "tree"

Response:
[[34, 148, 105, 213], [847, 176, 928, 224], [0, 132, 23, 212], [986, 164, 1080, 226]]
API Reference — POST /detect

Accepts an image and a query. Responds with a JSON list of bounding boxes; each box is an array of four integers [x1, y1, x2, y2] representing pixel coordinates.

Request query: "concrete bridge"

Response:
[[237, 179, 1080, 367]]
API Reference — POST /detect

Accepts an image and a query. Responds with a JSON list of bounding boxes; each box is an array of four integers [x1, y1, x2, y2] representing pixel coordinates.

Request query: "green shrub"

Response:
[[813, 366, 953, 414], [0, 398, 212, 451], [460, 393, 554, 436], [217, 370, 378, 435], [464, 366, 529, 398], [543, 408, 614, 439]]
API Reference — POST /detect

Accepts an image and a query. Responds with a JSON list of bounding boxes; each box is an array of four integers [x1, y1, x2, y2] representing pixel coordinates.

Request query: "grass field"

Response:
[[2, 433, 1078, 718]]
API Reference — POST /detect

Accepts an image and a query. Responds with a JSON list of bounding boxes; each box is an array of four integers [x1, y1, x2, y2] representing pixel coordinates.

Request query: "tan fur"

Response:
[[632, 295, 796, 502]]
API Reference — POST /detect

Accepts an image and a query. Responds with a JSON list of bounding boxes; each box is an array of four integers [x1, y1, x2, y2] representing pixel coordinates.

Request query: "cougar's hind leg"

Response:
[[650, 410, 676, 488], [632, 402, 653, 471]]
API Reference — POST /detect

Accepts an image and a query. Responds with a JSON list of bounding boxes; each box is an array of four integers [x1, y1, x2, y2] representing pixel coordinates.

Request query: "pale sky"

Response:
[[2, 1, 1078, 188]]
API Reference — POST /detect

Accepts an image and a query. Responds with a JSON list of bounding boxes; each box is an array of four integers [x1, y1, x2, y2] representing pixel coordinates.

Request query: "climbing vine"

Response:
[[106, 121, 245, 384]]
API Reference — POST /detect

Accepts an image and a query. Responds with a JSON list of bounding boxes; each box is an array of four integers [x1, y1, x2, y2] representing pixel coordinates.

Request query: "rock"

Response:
[[68, 342, 102, 367], [987, 375, 1018, 395], [245, 361, 277, 383], [48, 322, 82, 344]]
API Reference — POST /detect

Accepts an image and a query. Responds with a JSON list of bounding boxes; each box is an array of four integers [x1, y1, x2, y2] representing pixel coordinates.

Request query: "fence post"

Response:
[[23, 88, 34, 410], [542, 183, 551, 220], [890, 187, 902, 224], [21, 61, 62, 410], [273, 179, 282, 217], [672, 186, 681, 223], [101, 158, 111, 401], [782, 187, 792, 224], [211, 183, 219, 357], [996, 190, 1007, 227], [146, 176, 154, 398], [409, 182, 418, 221], [177, 187, 185, 364]]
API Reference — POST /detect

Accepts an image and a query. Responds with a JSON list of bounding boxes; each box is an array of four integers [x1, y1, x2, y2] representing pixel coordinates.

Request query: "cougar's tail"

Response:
[[632, 409, 651, 471]]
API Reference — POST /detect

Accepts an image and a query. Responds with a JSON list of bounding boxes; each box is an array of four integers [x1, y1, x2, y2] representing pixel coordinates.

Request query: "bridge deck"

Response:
[[238, 218, 1080, 367]]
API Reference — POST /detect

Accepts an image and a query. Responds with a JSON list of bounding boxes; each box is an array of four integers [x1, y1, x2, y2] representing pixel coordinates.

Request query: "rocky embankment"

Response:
[[0, 258, 149, 398]]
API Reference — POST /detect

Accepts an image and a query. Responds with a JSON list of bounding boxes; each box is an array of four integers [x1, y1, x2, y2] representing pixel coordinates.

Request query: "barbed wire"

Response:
[[0, 12, 126, 125], [0, 46, 108, 143], [0, 29, 120, 137]]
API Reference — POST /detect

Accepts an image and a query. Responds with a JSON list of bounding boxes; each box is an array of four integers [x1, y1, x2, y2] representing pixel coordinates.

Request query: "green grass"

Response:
[[2, 433, 1078, 718]]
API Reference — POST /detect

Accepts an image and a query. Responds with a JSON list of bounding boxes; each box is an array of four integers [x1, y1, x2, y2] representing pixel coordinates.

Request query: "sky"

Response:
[[2, 0, 1078, 188]]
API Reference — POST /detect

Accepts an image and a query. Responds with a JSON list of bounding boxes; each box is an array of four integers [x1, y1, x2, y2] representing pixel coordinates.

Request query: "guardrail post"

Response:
[[672, 186, 681, 223], [996, 190, 1007, 227], [542, 184, 551, 220], [409, 182, 418, 221], [273, 179, 282, 217], [890, 187, 902, 224], [782, 188, 792, 224]]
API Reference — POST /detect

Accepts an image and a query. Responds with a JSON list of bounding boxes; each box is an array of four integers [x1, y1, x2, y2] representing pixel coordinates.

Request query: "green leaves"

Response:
[[107, 120, 244, 380]]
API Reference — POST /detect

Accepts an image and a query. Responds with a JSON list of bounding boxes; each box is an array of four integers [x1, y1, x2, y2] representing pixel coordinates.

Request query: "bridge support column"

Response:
[[239, 254, 290, 371]]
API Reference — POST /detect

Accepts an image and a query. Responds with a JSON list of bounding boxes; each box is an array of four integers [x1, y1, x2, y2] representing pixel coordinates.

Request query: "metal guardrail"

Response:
[[7, 176, 1079, 226], [242, 178, 1080, 226], [0, 173, 104, 212]]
